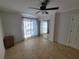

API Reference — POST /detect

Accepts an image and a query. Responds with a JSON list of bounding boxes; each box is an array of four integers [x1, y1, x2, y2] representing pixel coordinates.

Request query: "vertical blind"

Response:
[[40, 20, 48, 34], [23, 17, 48, 38], [23, 18, 38, 38]]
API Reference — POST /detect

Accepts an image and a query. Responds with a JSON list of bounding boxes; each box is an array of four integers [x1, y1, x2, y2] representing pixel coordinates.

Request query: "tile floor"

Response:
[[4, 37, 79, 59]]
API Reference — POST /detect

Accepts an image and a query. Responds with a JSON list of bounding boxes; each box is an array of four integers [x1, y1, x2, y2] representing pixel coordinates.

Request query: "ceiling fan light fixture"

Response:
[[46, 12, 48, 14]]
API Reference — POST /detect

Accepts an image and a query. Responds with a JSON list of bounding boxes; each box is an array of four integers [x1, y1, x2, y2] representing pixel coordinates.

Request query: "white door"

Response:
[[69, 14, 79, 49]]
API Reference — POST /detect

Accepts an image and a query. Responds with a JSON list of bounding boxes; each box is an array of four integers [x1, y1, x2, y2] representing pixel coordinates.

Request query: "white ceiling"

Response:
[[0, 0, 79, 14]]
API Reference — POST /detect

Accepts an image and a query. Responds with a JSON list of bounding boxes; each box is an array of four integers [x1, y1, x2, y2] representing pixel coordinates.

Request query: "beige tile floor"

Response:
[[4, 37, 79, 59]]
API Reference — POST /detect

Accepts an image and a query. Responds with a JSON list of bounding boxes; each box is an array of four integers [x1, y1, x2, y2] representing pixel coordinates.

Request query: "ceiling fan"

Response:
[[29, 0, 59, 14]]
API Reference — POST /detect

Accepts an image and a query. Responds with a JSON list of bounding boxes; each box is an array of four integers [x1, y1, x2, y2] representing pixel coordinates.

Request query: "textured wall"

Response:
[[1, 12, 23, 43], [0, 16, 5, 59]]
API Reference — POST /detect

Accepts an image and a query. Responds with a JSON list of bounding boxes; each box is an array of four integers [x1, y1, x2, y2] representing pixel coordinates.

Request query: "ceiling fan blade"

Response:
[[35, 11, 41, 14], [29, 7, 40, 10], [45, 7, 59, 10]]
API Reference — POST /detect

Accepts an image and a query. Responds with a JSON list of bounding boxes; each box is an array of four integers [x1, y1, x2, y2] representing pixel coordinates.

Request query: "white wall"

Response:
[[48, 11, 56, 41], [54, 12, 71, 45], [1, 12, 23, 43], [0, 16, 5, 59], [54, 9, 79, 49]]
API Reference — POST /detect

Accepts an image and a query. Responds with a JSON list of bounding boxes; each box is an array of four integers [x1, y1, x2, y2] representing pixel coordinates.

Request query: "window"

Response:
[[40, 20, 48, 34], [23, 18, 38, 38]]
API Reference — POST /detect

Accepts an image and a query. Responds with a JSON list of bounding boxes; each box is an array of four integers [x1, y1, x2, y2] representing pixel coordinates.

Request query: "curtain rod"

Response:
[[21, 16, 38, 20]]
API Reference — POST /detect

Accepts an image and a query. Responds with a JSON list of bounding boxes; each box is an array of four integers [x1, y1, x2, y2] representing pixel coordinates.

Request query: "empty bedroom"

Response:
[[0, 0, 79, 59]]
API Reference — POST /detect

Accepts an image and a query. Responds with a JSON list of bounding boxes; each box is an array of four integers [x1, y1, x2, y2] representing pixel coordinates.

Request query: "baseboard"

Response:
[[3, 48, 5, 59], [55, 41, 79, 50], [14, 39, 24, 45], [0, 47, 5, 59]]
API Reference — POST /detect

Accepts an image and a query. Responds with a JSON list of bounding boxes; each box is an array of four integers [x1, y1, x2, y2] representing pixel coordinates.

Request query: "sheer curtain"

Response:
[[23, 18, 38, 38]]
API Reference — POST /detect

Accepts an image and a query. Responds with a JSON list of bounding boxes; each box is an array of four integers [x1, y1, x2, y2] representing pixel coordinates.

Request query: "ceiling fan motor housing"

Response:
[[29, 0, 59, 14], [40, 6, 46, 10]]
